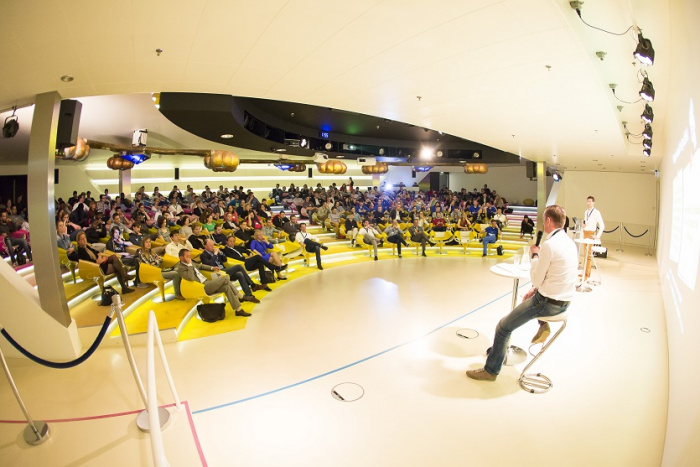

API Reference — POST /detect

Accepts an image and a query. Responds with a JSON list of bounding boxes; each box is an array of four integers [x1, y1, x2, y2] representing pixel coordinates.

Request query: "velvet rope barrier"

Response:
[[623, 226, 649, 238], [603, 225, 620, 234], [0, 314, 112, 369]]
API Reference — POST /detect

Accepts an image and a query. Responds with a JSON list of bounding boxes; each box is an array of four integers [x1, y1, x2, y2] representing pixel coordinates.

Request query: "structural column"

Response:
[[119, 168, 132, 197], [27, 91, 71, 327], [536, 161, 546, 233]]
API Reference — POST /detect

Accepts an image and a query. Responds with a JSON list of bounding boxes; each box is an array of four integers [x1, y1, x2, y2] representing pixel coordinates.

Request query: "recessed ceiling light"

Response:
[[220, 134, 234, 139], [274, 148, 287, 152], [60, 75, 74, 82]]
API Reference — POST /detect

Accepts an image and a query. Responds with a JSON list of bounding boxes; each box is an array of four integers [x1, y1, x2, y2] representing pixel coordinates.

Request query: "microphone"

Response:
[[535, 230, 544, 247]]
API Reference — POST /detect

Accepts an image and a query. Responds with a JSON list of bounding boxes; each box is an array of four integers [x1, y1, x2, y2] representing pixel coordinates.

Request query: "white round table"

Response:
[[489, 262, 532, 365], [574, 237, 600, 292]]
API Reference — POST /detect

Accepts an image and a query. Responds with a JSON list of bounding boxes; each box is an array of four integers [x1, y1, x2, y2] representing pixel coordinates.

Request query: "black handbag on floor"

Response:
[[197, 303, 226, 322], [496, 245, 504, 256], [263, 270, 276, 284], [100, 286, 119, 306]]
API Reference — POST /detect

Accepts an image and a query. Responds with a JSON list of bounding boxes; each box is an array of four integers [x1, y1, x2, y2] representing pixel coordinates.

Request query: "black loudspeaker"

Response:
[[412, 170, 416, 178], [174, 168, 180, 180], [56, 100, 82, 149], [54, 169, 59, 184], [526, 161, 536, 179], [308, 168, 313, 178]]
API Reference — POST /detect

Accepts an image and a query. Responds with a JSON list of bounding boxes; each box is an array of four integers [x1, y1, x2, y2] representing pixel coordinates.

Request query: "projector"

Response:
[[132, 129, 148, 147], [313, 153, 329, 163], [357, 157, 376, 166]]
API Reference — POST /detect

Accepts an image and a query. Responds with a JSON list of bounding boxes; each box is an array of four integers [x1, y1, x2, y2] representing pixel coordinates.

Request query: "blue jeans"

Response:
[[482, 234, 497, 255], [485, 291, 570, 375]]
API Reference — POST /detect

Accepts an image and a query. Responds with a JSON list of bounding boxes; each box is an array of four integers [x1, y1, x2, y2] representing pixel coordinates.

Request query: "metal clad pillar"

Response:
[[536, 161, 546, 232], [119, 169, 132, 198], [27, 91, 71, 327]]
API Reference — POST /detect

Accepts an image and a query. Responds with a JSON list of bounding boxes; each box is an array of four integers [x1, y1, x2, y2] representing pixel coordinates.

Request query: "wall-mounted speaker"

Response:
[[54, 169, 59, 184], [174, 168, 180, 180], [526, 161, 536, 179], [308, 167, 313, 178], [412, 170, 416, 178], [56, 99, 82, 149]]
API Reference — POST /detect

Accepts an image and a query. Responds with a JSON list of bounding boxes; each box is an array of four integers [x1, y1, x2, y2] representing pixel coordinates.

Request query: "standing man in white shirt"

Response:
[[582, 195, 605, 281], [467, 205, 578, 382]]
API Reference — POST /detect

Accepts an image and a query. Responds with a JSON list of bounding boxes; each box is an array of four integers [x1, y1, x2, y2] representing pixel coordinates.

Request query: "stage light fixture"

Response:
[[419, 147, 434, 159], [643, 138, 652, 150], [643, 124, 653, 139], [2, 108, 19, 139], [639, 77, 655, 102], [634, 32, 655, 66], [643, 148, 651, 157], [552, 172, 562, 182], [641, 104, 654, 124]]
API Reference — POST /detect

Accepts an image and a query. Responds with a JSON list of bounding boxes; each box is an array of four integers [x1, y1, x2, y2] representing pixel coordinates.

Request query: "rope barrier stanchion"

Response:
[[616, 222, 624, 252], [646, 227, 654, 256], [623, 226, 649, 238], [0, 343, 51, 446], [111, 295, 170, 433]]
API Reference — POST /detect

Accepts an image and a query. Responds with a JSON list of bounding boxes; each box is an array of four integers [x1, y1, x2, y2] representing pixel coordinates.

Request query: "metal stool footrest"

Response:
[[519, 372, 553, 393]]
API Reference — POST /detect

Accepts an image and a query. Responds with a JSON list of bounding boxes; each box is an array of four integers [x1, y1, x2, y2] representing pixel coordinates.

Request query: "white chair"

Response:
[[519, 310, 569, 394]]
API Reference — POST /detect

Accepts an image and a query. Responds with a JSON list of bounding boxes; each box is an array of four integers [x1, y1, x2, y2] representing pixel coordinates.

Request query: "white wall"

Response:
[[448, 164, 538, 204], [657, 0, 700, 464], [556, 171, 657, 247]]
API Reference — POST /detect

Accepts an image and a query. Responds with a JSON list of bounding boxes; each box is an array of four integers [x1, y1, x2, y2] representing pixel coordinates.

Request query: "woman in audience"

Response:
[[250, 229, 287, 280], [177, 216, 193, 239], [201, 213, 217, 233], [188, 223, 209, 250], [155, 216, 171, 243], [74, 231, 134, 294]]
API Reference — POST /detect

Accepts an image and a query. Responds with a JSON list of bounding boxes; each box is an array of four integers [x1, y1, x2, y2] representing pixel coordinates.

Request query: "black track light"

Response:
[[641, 104, 654, 124], [643, 148, 651, 157], [2, 108, 19, 139], [643, 124, 653, 139], [643, 137, 652, 150], [634, 32, 655, 66], [640, 77, 655, 102]]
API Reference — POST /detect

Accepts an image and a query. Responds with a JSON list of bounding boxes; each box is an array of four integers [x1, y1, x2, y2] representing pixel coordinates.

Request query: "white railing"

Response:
[[112, 297, 182, 467]]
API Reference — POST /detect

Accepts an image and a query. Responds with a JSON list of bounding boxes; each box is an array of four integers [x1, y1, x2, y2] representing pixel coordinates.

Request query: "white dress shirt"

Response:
[[165, 240, 193, 258], [530, 228, 578, 301], [583, 208, 605, 238]]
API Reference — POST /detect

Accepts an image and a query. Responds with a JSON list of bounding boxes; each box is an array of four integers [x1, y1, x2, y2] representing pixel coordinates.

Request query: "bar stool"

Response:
[[519, 311, 569, 394]]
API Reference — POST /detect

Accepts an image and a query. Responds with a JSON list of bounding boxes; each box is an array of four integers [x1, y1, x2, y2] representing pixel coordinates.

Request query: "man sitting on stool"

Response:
[[384, 219, 409, 258], [200, 239, 263, 303], [359, 220, 383, 261], [295, 223, 328, 270], [467, 205, 577, 382], [174, 249, 251, 317]]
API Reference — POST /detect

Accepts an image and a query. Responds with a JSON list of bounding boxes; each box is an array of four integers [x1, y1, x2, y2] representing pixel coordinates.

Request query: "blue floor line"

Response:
[[193, 282, 531, 415]]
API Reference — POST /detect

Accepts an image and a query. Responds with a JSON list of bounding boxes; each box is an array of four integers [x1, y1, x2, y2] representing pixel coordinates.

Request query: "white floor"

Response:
[[0, 245, 668, 466]]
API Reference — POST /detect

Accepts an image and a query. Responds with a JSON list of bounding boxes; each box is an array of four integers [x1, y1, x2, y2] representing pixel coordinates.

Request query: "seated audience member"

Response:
[[222, 212, 239, 231], [128, 223, 145, 247], [493, 208, 508, 229], [431, 210, 447, 232], [359, 220, 383, 261], [295, 223, 328, 270], [73, 231, 133, 294], [281, 214, 301, 237], [188, 223, 209, 250], [457, 211, 472, 231], [177, 216, 193, 239], [345, 215, 360, 246], [138, 237, 183, 299], [200, 239, 262, 303], [261, 218, 284, 244], [165, 231, 193, 258], [273, 211, 289, 230], [250, 229, 287, 280], [106, 226, 142, 285], [174, 249, 250, 317], [85, 219, 108, 252], [201, 213, 217, 233], [56, 220, 76, 258], [520, 215, 535, 239], [235, 220, 256, 247], [408, 218, 432, 257], [211, 224, 228, 245], [482, 219, 500, 257], [384, 219, 409, 258], [327, 207, 341, 237], [0, 210, 32, 265]]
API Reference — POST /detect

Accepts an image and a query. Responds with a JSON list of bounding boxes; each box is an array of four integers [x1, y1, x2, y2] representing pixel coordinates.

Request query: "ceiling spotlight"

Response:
[[639, 77, 655, 102], [643, 148, 651, 157], [641, 104, 654, 124], [473, 151, 481, 159], [60, 75, 74, 82], [436, 150, 444, 157], [325, 142, 333, 151], [643, 124, 653, 139], [420, 148, 434, 159], [220, 134, 234, 139], [299, 138, 308, 148], [552, 172, 563, 182], [634, 32, 655, 66], [643, 137, 652, 150], [2, 108, 19, 139], [378, 148, 385, 155]]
